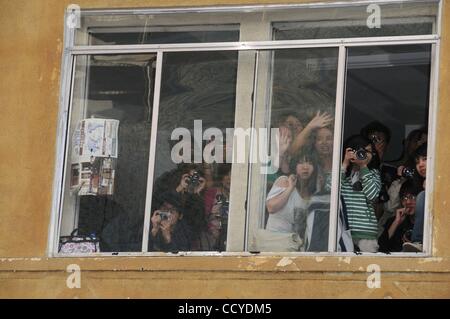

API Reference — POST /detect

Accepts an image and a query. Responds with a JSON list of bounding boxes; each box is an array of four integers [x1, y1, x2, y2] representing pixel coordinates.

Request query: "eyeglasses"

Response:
[[370, 134, 385, 145], [401, 195, 416, 201]]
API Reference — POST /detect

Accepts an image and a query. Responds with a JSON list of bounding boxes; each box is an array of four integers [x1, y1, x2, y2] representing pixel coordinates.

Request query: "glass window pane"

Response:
[[59, 53, 156, 253], [73, 2, 438, 46], [148, 51, 239, 252], [87, 25, 240, 45], [341, 44, 431, 253], [273, 2, 438, 40], [75, 12, 240, 45], [247, 48, 339, 253]]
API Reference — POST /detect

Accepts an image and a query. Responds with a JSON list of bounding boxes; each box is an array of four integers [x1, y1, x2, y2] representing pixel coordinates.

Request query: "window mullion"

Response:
[[328, 45, 347, 253], [423, 42, 440, 255], [141, 51, 164, 253]]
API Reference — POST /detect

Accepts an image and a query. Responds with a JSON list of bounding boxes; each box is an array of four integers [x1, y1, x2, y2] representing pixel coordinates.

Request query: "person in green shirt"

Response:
[[341, 135, 381, 253]]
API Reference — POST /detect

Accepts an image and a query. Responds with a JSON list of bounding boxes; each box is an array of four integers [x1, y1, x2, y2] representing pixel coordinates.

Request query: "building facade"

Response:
[[1, 0, 450, 298]]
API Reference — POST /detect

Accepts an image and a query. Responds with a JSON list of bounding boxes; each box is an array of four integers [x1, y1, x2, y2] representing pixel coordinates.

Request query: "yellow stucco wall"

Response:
[[0, 0, 449, 298]]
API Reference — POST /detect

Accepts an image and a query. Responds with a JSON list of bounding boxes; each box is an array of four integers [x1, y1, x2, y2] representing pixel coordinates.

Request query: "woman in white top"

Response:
[[266, 151, 318, 239]]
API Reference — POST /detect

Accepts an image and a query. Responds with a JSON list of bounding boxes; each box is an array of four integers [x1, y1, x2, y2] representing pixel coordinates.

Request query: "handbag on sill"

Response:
[[59, 229, 101, 254]]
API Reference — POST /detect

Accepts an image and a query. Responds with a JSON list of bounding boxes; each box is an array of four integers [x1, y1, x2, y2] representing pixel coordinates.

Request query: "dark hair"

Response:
[[414, 143, 427, 160], [403, 143, 427, 190], [289, 148, 318, 195], [275, 111, 302, 128], [217, 163, 232, 179], [168, 163, 205, 189], [343, 134, 380, 175], [360, 121, 391, 144], [405, 128, 427, 147], [311, 125, 334, 141], [159, 192, 184, 214], [399, 180, 421, 200]]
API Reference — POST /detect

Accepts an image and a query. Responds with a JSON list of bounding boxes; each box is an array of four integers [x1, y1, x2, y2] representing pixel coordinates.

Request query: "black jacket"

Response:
[[378, 216, 414, 253]]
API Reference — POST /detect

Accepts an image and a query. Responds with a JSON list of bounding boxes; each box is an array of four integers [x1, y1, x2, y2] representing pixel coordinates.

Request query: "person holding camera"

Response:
[[341, 135, 381, 253], [202, 164, 231, 251], [148, 193, 192, 252], [381, 138, 427, 236], [378, 180, 421, 253], [153, 163, 207, 250], [360, 121, 396, 221], [402, 143, 427, 252]]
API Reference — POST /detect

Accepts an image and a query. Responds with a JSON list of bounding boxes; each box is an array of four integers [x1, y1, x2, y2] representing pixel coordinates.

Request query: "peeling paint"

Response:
[[315, 256, 325, 262], [419, 257, 443, 264], [338, 257, 352, 264], [277, 257, 293, 267], [238, 257, 269, 271], [393, 281, 409, 297]]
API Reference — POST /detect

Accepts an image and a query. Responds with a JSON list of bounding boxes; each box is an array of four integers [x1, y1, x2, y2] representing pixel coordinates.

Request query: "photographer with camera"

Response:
[[381, 135, 428, 235], [402, 143, 427, 252], [341, 135, 381, 252], [378, 180, 421, 253], [202, 164, 231, 251], [149, 192, 192, 252], [153, 163, 207, 250], [360, 122, 396, 219]]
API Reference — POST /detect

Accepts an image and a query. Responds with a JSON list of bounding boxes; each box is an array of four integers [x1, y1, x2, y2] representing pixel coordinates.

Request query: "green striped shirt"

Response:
[[341, 167, 381, 240]]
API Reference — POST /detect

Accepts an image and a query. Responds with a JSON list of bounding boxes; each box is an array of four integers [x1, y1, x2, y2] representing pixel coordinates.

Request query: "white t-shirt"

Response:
[[265, 176, 310, 233]]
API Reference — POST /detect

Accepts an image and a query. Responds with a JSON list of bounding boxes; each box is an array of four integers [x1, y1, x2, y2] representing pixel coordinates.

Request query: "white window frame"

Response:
[[48, 0, 442, 258]]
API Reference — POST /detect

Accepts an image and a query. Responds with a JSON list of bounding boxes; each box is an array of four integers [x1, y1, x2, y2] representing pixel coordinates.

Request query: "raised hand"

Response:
[[342, 147, 356, 168], [306, 111, 333, 130], [176, 173, 190, 193], [287, 174, 297, 190], [279, 126, 292, 156], [395, 208, 407, 225]]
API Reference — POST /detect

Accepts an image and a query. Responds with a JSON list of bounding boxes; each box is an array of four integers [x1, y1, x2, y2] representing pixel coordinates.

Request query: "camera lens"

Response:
[[354, 148, 367, 160], [402, 167, 415, 179], [370, 135, 380, 144]]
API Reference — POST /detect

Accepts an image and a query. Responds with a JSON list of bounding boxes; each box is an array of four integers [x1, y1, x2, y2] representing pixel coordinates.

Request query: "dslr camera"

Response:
[[401, 167, 416, 179], [353, 148, 369, 161], [185, 171, 200, 186], [185, 171, 201, 193]]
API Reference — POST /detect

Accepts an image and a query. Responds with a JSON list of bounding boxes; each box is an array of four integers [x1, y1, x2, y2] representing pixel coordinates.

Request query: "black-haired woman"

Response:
[[341, 135, 381, 252], [263, 150, 319, 251]]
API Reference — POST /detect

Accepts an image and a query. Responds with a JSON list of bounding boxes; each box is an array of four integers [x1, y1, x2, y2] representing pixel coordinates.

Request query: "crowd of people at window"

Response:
[[263, 110, 428, 253], [147, 110, 428, 254], [148, 159, 232, 252]]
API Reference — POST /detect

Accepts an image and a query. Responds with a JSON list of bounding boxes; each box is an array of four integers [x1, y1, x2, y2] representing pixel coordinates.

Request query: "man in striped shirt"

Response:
[[341, 135, 381, 253]]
